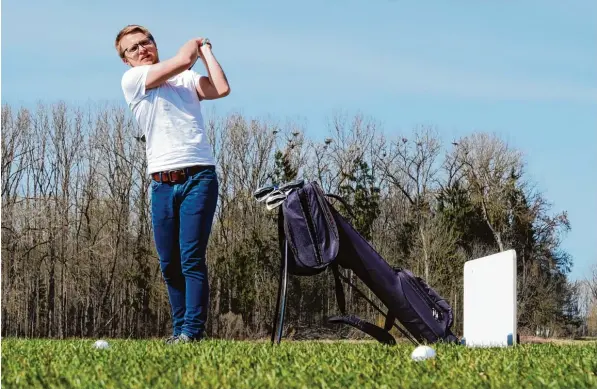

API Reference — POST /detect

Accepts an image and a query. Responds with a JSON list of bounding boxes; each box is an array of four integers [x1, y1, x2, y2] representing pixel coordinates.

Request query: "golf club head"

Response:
[[254, 184, 276, 202], [279, 179, 304, 193], [265, 190, 287, 211]]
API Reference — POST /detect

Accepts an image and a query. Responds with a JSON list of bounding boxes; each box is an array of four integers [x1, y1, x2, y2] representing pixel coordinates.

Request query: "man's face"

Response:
[[120, 32, 158, 66]]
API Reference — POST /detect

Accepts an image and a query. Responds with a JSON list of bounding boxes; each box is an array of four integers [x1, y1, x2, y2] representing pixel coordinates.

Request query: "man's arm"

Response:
[[145, 39, 201, 90], [196, 43, 231, 100]]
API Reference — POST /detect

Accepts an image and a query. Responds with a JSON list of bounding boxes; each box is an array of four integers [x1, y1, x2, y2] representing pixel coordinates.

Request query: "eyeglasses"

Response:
[[122, 38, 155, 57]]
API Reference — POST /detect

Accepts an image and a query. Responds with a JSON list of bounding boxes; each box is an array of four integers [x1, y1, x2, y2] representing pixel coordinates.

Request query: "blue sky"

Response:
[[2, 0, 596, 281]]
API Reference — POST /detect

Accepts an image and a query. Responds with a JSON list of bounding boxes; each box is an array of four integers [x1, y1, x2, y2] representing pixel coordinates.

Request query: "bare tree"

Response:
[[588, 264, 597, 301], [377, 126, 442, 281], [0, 102, 578, 340], [451, 132, 523, 251], [1, 105, 32, 336]]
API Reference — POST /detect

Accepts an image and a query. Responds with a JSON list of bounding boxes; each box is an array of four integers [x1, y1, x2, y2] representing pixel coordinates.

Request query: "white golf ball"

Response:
[[93, 340, 109, 349], [411, 345, 436, 361]]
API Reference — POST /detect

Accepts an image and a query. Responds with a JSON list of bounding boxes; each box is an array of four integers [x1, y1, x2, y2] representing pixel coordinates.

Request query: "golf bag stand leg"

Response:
[[271, 209, 289, 344]]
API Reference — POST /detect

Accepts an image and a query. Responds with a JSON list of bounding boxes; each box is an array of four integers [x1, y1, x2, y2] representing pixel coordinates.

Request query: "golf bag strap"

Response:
[[328, 315, 396, 346], [324, 194, 356, 220], [335, 269, 420, 346], [331, 264, 346, 315], [384, 312, 395, 331]]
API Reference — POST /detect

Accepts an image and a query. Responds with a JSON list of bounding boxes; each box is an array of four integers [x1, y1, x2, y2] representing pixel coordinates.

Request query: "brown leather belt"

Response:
[[150, 165, 214, 184]]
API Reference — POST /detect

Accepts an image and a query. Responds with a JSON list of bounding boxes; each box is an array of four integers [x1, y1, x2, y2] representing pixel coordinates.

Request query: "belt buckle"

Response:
[[167, 169, 185, 183]]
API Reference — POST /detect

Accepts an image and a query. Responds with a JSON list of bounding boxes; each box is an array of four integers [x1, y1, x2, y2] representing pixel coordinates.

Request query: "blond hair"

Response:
[[115, 25, 155, 58]]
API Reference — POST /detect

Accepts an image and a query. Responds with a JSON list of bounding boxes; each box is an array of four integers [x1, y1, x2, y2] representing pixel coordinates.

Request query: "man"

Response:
[[115, 25, 230, 343]]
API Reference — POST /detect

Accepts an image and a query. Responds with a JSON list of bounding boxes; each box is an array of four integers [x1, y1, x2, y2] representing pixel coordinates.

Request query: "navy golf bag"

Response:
[[269, 181, 459, 346]]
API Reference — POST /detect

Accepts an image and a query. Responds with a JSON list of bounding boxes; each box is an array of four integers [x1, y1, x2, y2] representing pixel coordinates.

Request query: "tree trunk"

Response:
[[419, 225, 430, 282]]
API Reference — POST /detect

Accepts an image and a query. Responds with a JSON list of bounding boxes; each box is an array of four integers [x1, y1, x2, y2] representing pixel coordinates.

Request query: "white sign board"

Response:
[[463, 249, 517, 347]]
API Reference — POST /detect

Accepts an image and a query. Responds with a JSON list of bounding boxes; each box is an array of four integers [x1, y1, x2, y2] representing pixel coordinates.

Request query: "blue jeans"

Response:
[[150, 166, 218, 339]]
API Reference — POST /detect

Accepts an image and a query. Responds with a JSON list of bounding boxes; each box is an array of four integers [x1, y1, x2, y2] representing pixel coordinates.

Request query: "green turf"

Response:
[[2, 338, 596, 388]]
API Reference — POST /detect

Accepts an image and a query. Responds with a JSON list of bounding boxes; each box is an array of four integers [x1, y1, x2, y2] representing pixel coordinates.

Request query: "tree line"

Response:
[[1, 102, 594, 340]]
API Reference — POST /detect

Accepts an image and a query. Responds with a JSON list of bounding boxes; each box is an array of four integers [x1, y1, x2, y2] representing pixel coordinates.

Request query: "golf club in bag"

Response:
[[256, 180, 459, 346]]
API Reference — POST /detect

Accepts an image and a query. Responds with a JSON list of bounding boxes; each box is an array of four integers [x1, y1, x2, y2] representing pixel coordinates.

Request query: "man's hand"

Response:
[[186, 38, 205, 69], [197, 38, 212, 57]]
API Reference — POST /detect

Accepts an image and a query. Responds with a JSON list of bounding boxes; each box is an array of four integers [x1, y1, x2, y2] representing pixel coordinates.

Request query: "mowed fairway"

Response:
[[2, 338, 596, 388]]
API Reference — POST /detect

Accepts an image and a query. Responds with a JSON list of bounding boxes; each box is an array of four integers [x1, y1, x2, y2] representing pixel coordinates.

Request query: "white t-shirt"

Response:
[[121, 65, 216, 174]]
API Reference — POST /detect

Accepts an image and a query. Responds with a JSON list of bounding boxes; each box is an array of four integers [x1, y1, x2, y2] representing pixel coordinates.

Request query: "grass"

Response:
[[2, 338, 596, 389]]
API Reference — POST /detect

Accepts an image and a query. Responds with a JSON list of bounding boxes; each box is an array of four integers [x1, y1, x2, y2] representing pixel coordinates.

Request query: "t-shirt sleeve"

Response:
[[121, 65, 150, 105], [187, 69, 204, 89]]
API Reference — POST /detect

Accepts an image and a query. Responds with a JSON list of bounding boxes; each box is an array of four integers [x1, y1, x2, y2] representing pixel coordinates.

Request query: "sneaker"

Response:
[[174, 333, 205, 344], [164, 335, 179, 344]]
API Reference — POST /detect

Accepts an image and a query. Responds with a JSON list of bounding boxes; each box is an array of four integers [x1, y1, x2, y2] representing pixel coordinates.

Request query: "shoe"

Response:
[[174, 333, 205, 344], [164, 335, 179, 344]]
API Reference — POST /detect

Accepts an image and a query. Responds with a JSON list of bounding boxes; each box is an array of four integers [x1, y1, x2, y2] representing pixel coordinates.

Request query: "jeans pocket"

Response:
[[189, 166, 217, 182], [181, 173, 219, 216], [150, 179, 161, 192], [151, 181, 175, 223]]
